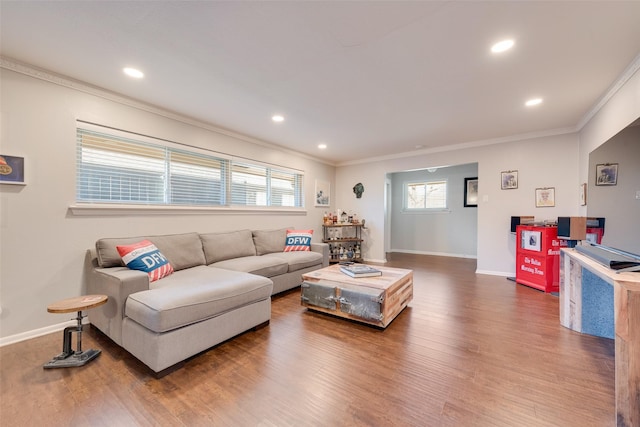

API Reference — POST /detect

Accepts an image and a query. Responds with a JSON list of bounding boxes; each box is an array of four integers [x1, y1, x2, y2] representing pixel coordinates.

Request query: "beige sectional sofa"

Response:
[[84, 228, 328, 375]]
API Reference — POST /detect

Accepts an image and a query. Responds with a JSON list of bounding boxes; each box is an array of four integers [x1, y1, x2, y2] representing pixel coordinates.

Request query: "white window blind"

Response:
[[169, 150, 225, 205], [76, 125, 304, 209], [231, 162, 267, 206], [77, 129, 167, 204], [270, 168, 302, 207]]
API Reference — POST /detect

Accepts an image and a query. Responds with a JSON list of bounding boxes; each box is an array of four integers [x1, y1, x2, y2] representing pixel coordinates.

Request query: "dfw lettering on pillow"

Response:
[[284, 229, 313, 252], [117, 240, 174, 282]]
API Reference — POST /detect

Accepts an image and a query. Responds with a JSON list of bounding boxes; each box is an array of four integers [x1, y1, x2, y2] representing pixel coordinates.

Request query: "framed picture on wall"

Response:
[[595, 163, 618, 186], [464, 177, 478, 207], [535, 187, 555, 207], [315, 179, 330, 206], [501, 170, 518, 189], [0, 154, 26, 185]]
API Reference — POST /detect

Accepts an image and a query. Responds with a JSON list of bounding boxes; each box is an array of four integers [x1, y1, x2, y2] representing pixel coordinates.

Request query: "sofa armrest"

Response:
[[311, 242, 330, 267], [84, 249, 150, 344], [90, 267, 150, 309]]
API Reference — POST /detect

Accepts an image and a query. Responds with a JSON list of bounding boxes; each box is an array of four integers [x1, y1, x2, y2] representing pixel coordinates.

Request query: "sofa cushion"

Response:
[[253, 228, 288, 255], [117, 240, 174, 282], [200, 230, 256, 264], [148, 233, 206, 271], [97, 236, 144, 267], [210, 256, 288, 278], [263, 251, 323, 273], [125, 266, 273, 333], [284, 229, 313, 252], [96, 232, 206, 271]]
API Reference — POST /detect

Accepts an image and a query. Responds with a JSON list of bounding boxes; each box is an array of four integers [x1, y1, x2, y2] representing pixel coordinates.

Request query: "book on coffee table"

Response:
[[340, 264, 382, 278]]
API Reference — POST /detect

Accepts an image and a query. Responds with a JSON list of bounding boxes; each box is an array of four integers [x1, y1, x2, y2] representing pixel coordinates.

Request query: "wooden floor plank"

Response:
[[0, 254, 615, 426]]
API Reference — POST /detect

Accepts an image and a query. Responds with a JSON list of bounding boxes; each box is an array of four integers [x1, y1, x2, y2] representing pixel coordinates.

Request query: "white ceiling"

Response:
[[2, 1, 640, 164]]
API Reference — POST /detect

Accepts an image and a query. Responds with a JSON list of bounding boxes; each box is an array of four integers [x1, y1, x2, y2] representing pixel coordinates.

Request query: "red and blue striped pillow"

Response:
[[117, 240, 174, 282], [284, 229, 313, 252]]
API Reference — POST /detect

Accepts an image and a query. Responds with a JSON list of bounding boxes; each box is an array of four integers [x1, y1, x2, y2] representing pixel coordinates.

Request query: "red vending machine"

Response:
[[516, 225, 567, 293]]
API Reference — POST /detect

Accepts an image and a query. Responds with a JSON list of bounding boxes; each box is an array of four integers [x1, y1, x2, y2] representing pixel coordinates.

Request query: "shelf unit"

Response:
[[322, 223, 363, 263]]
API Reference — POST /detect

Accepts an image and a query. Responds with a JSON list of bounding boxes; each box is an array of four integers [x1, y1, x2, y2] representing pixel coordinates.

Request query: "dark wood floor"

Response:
[[1, 254, 615, 426]]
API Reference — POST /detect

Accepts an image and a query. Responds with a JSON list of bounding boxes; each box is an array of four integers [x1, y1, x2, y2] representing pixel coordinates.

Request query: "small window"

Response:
[[405, 180, 447, 210]]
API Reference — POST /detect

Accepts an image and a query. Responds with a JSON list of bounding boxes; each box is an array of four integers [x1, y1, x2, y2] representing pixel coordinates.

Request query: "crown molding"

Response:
[[576, 52, 640, 131], [0, 56, 336, 167], [5, 52, 635, 169], [337, 51, 640, 168], [336, 126, 577, 167]]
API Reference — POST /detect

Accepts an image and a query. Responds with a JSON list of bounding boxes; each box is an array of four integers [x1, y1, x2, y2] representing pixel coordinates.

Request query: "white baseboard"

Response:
[[0, 318, 84, 347], [475, 269, 514, 277], [363, 257, 387, 264], [389, 250, 514, 277], [389, 249, 477, 259]]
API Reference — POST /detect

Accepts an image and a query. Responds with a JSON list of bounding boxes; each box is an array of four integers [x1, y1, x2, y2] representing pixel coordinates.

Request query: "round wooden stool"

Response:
[[43, 295, 108, 369]]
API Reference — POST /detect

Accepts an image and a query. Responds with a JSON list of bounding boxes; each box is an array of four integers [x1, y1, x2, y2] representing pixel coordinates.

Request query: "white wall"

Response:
[[578, 65, 640, 253], [0, 68, 334, 341], [578, 66, 640, 211], [588, 125, 640, 253], [389, 163, 478, 258], [336, 132, 581, 275]]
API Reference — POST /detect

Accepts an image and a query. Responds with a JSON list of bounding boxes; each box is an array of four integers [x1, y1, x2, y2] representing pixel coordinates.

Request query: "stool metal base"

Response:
[[44, 310, 101, 369], [43, 348, 101, 369]]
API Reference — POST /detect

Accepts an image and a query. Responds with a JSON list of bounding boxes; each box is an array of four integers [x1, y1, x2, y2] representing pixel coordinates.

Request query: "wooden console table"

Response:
[[560, 249, 639, 426]]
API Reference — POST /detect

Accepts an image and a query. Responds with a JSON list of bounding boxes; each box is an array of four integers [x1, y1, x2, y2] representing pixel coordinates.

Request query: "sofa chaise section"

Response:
[[123, 266, 273, 373]]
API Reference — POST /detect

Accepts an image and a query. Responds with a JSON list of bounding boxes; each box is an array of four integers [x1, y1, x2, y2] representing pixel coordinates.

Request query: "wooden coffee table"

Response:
[[301, 264, 413, 328]]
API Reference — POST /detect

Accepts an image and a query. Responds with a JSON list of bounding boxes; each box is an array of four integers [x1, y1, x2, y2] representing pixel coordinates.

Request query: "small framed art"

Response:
[[501, 170, 518, 189], [595, 163, 618, 186], [0, 155, 25, 185], [535, 187, 555, 207], [464, 177, 478, 207], [315, 179, 330, 207], [580, 183, 587, 206]]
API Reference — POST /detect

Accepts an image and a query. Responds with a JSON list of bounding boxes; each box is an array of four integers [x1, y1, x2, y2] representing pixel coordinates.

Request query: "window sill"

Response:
[[68, 203, 308, 216]]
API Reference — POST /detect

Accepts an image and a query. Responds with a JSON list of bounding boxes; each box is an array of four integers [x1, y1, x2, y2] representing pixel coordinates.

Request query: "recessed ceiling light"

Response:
[[272, 115, 284, 122], [123, 67, 144, 78], [525, 98, 543, 107], [318, 143, 327, 150], [491, 39, 515, 53]]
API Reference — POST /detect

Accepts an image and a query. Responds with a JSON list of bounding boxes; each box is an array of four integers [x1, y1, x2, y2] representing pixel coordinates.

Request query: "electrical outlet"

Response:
[[636, 190, 640, 200]]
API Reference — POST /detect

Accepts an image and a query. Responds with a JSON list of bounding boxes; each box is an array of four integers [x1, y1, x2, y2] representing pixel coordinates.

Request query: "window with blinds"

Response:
[[405, 180, 447, 210], [230, 162, 302, 207], [169, 150, 225, 205], [76, 125, 304, 208]]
